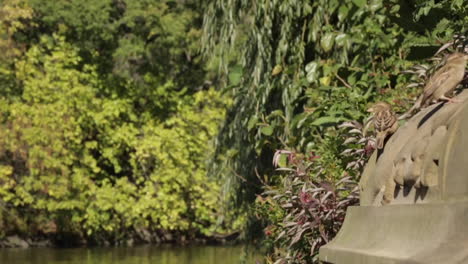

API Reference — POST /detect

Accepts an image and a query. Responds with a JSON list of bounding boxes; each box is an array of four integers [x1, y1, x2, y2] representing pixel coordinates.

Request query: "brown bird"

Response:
[[398, 52, 468, 120], [367, 102, 398, 149], [420, 52, 468, 106]]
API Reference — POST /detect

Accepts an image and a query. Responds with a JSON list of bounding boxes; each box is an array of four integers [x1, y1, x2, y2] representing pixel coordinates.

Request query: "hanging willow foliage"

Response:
[[202, 0, 468, 214]]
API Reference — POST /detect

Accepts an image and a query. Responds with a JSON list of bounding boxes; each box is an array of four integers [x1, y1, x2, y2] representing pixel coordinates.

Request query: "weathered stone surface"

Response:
[[361, 90, 468, 205], [320, 90, 468, 263], [320, 203, 468, 264]]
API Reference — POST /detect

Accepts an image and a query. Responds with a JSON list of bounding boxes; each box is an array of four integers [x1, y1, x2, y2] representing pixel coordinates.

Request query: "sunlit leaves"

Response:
[[338, 5, 349, 21], [320, 33, 335, 53], [352, 0, 366, 8], [261, 125, 274, 136], [0, 30, 230, 241], [271, 65, 283, 76], [0, 0, 34, 96], [305, 61, 319, 83], [335, 33, 349, 48]]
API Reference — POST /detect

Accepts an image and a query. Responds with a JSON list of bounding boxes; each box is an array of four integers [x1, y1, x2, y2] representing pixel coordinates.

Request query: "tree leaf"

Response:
[[311, 116, 343, 126], [369, 0, 382, 12], [271, 65, 283, 76], [320, 32, 335, 52], [338, 5, 349, 21], [305, 61, 319, 83], [247, 116, 258, 131], [261, 125, 274, 136], [352, 0, 366, 8], [335, 33, 348, 47], [320, 76, 331, 86]]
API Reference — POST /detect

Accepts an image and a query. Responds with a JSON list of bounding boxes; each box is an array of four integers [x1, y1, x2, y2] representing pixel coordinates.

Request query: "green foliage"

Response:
[[203, 0, 468, 260], [0, 0, 233, 243], [0, 0, 34, 97], [12, 0, 209, 124], [202, 0, 467, 204], [257, 150, 358, 263]]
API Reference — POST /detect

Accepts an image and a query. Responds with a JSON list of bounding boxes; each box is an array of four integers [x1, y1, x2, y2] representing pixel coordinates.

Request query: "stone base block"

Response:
[[319, 202, 468, 264]]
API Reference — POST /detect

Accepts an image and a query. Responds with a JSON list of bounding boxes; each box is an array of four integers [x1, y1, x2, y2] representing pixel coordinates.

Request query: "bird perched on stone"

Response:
[[420, 52, 468, 106], [399, 52, 468, 120], [367, 102, 398, 149]]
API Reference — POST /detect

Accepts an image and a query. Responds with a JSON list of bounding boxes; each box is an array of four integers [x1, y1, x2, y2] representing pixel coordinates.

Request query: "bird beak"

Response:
[[367, 107, 374, 113]]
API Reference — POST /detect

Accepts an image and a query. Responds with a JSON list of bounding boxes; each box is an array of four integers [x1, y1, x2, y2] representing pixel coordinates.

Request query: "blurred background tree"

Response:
[[0, 0, 235, 245]]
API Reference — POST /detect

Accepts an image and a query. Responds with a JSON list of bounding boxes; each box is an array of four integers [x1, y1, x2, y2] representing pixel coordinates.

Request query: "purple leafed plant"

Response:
[[258, 150, 359, 263], [339, 121, 375, 172]]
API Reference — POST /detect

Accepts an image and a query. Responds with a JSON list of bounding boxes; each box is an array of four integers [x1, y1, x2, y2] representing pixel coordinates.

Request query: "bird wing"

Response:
[[374, 110, 396, 132], [422, 66, 452, 102], [374, 110, 397, 149]]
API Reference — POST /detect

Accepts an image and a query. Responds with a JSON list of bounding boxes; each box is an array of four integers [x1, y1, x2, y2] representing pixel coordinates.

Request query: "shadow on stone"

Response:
[[414, 186, 428, 202], [417, 103, 444, 128]]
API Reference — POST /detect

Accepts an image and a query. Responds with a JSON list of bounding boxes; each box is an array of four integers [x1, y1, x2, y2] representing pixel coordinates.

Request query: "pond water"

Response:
[[0, 245, 262, 264]]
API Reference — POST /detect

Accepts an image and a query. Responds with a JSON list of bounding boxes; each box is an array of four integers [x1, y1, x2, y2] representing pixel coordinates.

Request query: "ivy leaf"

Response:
[[320, 33, 335, 52], [261, 125, 274, 136], [369, 0, 382, 12], [452, 0, 463, 8], [303, 3, 313, 15], [338, 5, 349, 21], [352, 0, 366, 8], [305, 61, 319, 83], [311, 116, 344, 126], [305, 61, 318, 74], [247, 116, 258, 131], [335, 33, 348, 47]]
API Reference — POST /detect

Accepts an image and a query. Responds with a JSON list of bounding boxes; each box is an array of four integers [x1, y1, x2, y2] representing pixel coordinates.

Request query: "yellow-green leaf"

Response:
[[271, 65, 283, 76]]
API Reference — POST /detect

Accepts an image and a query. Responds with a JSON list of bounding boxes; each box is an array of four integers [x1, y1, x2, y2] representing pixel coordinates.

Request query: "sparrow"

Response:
[[399, 52, 468, 120], [367, 102, 398, 149], [420, 52, 468, 106]]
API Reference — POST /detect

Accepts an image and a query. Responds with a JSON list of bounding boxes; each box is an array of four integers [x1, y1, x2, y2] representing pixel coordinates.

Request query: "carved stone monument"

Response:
[[320, 90, 468, 263]]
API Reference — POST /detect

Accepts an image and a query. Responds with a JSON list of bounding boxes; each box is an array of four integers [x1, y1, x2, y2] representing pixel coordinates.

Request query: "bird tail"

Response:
[[376, 130, 387, 149], [376, 136, 384, 149], [398, 94, 424, 120]]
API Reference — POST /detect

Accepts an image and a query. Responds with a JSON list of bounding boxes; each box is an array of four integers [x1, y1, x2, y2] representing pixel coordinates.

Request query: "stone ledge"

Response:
[[319, 202, 468, 264]]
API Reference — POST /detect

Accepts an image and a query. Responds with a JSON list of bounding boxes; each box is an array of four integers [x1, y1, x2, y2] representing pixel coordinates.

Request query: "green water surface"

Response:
[[0, 245, 261, 264]]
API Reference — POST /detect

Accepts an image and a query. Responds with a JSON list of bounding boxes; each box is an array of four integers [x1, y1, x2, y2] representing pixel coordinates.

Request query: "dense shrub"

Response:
[[0, 0, 234, 244], [256, 150, 358, 263]]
